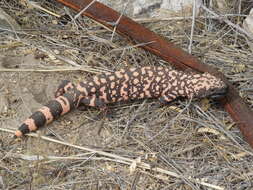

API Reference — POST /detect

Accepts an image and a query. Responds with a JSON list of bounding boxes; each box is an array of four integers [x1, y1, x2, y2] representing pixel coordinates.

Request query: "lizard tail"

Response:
[[14, 92, 77, 137]]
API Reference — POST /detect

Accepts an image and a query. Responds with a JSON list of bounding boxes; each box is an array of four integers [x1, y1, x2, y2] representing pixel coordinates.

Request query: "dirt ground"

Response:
[[1, 0, 253, 190]]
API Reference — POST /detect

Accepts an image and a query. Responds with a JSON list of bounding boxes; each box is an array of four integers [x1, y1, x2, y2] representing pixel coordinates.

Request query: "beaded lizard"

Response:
[[15, 66, 227, 137]]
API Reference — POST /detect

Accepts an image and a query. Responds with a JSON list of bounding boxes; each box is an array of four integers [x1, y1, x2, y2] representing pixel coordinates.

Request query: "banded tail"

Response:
[[15, 92, 77, 137]]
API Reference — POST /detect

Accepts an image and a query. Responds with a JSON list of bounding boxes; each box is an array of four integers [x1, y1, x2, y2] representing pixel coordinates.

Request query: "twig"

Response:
[[28, 1, 61, 18], [234, 0, 242, 45], [0, 67, 105, 73], [74, 0, 97, 19], [0, 176, 5, 190], [188, 0, 197, 54], [6, 152, 131, 163], [109, 0, 130, 42], [133, 14, 248, 23]]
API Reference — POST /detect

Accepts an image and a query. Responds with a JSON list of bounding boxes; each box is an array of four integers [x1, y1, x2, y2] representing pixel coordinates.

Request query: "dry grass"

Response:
[[0, 0, 253, 189]]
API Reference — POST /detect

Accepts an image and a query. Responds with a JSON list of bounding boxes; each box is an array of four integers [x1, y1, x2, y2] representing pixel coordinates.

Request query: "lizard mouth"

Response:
[[208, 86, 228, 99]]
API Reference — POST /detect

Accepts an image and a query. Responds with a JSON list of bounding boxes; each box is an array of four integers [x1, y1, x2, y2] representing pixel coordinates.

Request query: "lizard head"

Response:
[[186, 72, 228, 99]]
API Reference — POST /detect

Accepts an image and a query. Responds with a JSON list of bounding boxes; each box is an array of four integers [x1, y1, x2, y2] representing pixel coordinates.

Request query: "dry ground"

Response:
[[0, 0, 253, 189]]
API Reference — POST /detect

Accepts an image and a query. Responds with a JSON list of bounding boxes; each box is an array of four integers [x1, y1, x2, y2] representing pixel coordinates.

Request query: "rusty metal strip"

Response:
[[55, 0, 253, 148]]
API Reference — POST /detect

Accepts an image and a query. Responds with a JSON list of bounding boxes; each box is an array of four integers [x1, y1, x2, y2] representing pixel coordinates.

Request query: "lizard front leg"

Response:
[[55, 80, 75, 98], [78, 96, 109, 117]]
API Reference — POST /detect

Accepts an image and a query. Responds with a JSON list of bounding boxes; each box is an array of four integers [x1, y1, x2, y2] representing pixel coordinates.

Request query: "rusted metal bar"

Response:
[[55, 0, 253, 148]]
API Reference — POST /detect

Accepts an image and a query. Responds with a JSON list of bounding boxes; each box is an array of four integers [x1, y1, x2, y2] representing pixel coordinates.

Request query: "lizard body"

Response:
[[15, 66, 227, 137]]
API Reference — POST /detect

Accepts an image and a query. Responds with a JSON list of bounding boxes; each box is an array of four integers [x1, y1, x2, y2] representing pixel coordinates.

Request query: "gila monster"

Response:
[[15, 66, 228, 137]]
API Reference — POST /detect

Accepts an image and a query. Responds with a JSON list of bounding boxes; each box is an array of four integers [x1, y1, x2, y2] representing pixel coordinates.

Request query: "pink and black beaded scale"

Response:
[[15, 66, 227, 137]]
